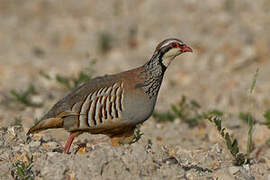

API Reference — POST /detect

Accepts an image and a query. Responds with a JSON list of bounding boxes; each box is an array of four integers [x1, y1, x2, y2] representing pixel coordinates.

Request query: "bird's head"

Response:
[[154, 38, 192, 67]]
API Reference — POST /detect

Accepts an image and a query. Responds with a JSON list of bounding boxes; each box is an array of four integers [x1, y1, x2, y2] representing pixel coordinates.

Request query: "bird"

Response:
[[27, 38, 192, 153]]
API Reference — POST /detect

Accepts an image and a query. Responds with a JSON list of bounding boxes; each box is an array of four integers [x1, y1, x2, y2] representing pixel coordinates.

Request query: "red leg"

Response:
[[63, 133, 75, 153]]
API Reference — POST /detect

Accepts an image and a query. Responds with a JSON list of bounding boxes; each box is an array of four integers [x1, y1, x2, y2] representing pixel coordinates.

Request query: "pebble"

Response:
[[47, 152, 59, 157], [42, 141, 58, 149], [228, 166, 240, 175], [243, 164, 250, 171], [7, 127, 16, 137], [186, 172, 194, 180], [29, 141, 41, 148]]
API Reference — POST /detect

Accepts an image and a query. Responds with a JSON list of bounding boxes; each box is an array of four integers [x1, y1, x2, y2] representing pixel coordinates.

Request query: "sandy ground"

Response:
[[1, 0, 270, 179]]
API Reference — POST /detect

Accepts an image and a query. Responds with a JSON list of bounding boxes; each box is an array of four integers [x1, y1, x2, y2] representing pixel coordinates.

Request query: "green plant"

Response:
[[11, 156, 34, 180], [98, 32, 113, 53], [153, 95, 223, 127], [10, 84, 42, 107], [55, 71, 92, 90], [40, 61, 96, 90], [239, 112, 256, 124], [246, 68, 259, 157], [39, 70, 51, 80], [224, 0, 235, 11], [207, 115, 246, 166], [262, 109, 270, 128], [129, 127, 144, 145], [152, 111, 175, 122], [12, 116, 22, 127]]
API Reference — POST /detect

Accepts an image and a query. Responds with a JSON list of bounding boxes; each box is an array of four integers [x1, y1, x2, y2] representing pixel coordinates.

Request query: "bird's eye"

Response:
[[170, 42, 177, 48]]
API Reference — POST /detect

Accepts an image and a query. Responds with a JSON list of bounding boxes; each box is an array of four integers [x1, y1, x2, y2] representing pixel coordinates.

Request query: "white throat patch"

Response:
[[162, 48, 181, 67]]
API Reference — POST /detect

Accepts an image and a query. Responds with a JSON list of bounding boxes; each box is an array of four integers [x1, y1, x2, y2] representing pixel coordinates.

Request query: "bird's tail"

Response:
[[27, 117, 64, 135], [27, 111, 78, 135]]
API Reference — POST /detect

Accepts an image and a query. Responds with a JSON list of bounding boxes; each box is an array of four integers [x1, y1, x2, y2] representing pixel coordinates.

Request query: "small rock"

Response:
[[186, 172, 194, 180], [156, 123, 163, 129], [42, 142, 58, 150], [211, 161, 219, 170], [29, 141, 41, 148], [162, 157, 178, 165], [213, 169, 233, 180], [212, 143, 222, 153], [33, 134, 43, 141], [7, 127, 16, 137], [76, 147, 87, 155], [47, 152, 59, 157], [0, 140, 4, 146], [243, 164, 250, 171], [41, 135, 52, 142], [229, 166, 240, 175]]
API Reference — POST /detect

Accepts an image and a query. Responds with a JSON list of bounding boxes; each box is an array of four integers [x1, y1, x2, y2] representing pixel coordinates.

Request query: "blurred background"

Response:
[[1, 0, 269, 127], [1, 0, 270, 179]]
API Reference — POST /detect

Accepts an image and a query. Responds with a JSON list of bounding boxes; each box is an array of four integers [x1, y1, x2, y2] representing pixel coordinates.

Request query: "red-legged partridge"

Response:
[[27, 38, 192, 153]]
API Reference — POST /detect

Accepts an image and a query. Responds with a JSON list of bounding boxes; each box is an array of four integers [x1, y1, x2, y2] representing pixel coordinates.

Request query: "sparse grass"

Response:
[[12, 116, 22, 127], [262, 109, 270, 129], [239, 112, 256, 124], [224, 0, 235, 11], [153, 96, 223, 127], [129, 127, 144, 145], [11, 156, 34, 180], [55, 71, 92, 90], [98, 32, 113, 53], [206, 68, 259, 164], [207, 115, 246, 166], [265, 138, 270, 145], [39, 70, 51, 80], [247, 114, 255, 157], [240, 109, 270, 130], [249, 68, 259, 94], [152, 111, 175, 122], [40, 61, 96, 90], [247, 68, 259, 157], [10, 84, 42, 107]]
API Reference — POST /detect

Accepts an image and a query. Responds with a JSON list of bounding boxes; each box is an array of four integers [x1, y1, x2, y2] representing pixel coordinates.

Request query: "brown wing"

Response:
[[40, 74, 122, 121]]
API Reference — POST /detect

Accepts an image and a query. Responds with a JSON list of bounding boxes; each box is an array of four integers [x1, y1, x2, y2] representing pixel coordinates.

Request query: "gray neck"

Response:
[[140, 53, 166, 99]]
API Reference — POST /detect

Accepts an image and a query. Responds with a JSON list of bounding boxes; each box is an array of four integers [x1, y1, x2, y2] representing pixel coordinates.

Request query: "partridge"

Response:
[[27, 38, 192, 153]]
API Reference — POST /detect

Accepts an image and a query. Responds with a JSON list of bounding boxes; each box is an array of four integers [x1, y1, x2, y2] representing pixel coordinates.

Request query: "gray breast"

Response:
[[122, 89, 157, 125]]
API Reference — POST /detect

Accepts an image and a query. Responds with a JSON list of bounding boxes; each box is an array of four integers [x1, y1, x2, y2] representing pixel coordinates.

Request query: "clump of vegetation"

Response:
[[239, 112, 256, 124], [207, 115, 246, 166], [11, 156, 34, 180], [40, 61, 96, 90], [12, 116, 22, 127], [239, 109, 270, 129], [207, 68, 260, 165], [246, 68, 259, 157], [98, 32, 113, 53], [152, 111, 175, 123], [153, 96, 223, 127], [262, 109, 270, 129], [129, 128, 144, 145], [55, 71, 92, 90], [10, 84, 42, 107]]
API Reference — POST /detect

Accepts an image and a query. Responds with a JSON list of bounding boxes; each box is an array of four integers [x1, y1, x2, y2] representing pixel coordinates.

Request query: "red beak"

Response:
[[181, 44, 193, 53]]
